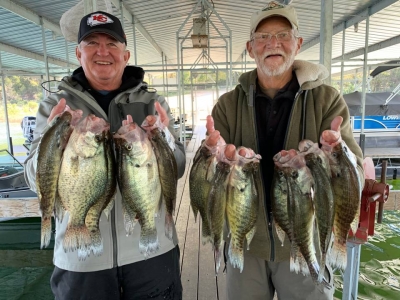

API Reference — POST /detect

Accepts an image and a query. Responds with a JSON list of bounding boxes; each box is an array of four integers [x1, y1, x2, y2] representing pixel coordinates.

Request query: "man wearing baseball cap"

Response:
[[24, 11, 185, 300], [206, 1, 363, 299]]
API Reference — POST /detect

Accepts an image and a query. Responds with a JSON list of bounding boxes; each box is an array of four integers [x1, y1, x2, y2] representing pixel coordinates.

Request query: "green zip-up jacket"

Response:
[[212, 60, 364, 262]]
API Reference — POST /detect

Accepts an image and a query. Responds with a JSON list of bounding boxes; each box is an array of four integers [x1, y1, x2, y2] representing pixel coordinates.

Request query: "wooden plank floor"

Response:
[[174, 124, 227, 300]]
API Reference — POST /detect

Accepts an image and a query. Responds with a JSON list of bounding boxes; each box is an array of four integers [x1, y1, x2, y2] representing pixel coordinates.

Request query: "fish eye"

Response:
[[291, 171, 298, 178], [126, 145, 132, 151]]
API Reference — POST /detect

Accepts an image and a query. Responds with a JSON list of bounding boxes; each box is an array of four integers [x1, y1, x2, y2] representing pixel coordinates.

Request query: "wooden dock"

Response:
[[2, 124, 400, 300]]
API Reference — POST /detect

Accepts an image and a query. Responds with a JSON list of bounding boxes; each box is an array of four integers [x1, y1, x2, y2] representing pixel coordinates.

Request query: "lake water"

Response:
[[334, 210, 400, 299]]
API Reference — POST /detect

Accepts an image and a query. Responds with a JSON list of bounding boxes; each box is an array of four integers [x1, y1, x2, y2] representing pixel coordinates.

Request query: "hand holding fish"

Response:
[[48, 98, 67, 123], [144, 101, 169, 127], [320, 116, 343, 148], [205, 115, 251, 159]]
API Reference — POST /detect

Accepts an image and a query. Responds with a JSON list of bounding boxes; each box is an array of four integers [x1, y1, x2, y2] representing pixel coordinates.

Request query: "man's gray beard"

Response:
[[256, 53, 295, 77]]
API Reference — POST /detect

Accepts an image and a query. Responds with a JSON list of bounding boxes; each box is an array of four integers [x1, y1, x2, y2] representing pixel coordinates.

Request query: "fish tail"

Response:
[[123, 209, 137, 235], [329, 240, 347, 270], [41, 216, 52, 249], [201, 217, 212, 245], [139, 226, 159, 258], [228, 240, 244, 273], [63, 224, 91, 253], [164, 212, 174, 240], [77, 246, 90, 261], [190, 204, 198, 222]]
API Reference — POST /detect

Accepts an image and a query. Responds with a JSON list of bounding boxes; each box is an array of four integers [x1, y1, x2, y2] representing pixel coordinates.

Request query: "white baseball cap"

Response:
[[250, 1, 299, 35]]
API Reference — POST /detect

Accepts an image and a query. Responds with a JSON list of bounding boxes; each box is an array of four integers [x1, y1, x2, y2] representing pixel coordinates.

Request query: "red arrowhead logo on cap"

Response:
[[87, 13, 114, 27]]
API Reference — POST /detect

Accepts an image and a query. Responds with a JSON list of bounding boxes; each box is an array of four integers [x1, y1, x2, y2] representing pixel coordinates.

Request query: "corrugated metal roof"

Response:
[[0, 0, 399, 77]]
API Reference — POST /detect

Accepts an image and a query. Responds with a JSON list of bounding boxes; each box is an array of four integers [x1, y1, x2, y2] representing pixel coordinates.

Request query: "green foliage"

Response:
[[332, 67, 400, 94], [2, 76, 42, 104]]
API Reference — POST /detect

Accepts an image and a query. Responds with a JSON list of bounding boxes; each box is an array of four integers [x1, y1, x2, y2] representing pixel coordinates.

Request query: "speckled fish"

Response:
[[114, 117, 161, 257], [226, 148, 260, 273], [285, 155, 323, 285], [189, 137, 224, 244], [322, 139, 362, 270], [142, 116, 177, 240], [36, 108, 82, 249], [208, 147, 234, 274], [272, 149, 299, 246], [273, 149, 307, 275], [299, 140, 334, 282], [79, 130, 116, 258], [57, 115, 111, 259]]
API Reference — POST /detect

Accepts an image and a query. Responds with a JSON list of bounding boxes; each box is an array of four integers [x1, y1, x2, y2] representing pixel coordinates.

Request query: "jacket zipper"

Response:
[[111, 205, 118, 267], [249, 84, 275, 261], [283, 89, 304, 147], [251, 86, 305, 262]]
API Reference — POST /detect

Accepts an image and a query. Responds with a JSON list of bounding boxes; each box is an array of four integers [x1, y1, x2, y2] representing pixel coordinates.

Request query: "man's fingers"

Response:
[[205, 130, 220, 147], [225, 144, 236, 160], [206, 115, 215, 135], [331, 116, 343, 132], [154, 102, 169, 126], [48, 98, 67, 123]]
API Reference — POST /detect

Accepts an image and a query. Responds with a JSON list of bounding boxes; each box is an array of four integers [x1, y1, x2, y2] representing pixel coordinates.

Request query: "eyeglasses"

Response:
[[251, 31, 297, 43]]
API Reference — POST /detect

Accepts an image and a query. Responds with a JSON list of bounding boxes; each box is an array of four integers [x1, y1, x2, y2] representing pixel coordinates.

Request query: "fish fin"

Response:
[[103, 198, 115, 220], [40, 216, 52, 249], [245, 226, 257, 250], [123, 207, 137, 235], [164, 212, 174, 240], [54, 192, 66, 222], [88, 228, 103, 257], [350, 208, 360, 235], [274, 222, 286, 246], [214, 245, 223, 275]]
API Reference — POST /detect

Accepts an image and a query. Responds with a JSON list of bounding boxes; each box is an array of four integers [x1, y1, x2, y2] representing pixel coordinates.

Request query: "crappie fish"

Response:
[[226, 148, 260, 272], [114, 117, 162, 257], [142, 116, 177, 240], [189, 136, 225, 244], [273, 150, 308, 275], [80, 130, 116, 258], [299, 140, 334, 282], [322, 140, 362, 270], [57, 115, 112, 259], [284, 154, 324, 286], [208, 147, 234, 274], [36, 108, 82, 249], [271, 165, 291, 246]]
